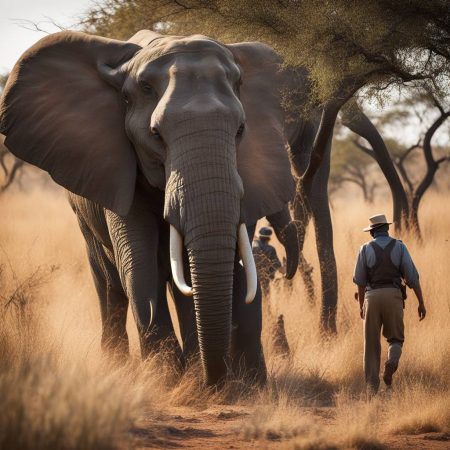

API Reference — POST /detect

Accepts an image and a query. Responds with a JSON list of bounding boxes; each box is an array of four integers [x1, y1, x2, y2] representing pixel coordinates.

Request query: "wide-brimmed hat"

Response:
[[363, 214, 392, 232], [258, 227, 273, 238]]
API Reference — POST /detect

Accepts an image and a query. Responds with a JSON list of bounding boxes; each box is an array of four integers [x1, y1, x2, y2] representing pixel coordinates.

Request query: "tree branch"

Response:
[[352, 139, 376, 159]]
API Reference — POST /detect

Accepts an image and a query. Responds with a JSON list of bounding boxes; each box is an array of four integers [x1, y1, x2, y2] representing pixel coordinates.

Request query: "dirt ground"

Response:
[[124, 404, 450, 449]]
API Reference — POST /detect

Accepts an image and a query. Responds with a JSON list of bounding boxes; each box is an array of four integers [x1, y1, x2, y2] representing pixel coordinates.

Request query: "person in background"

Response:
[[353, 214, 426, 396], [252, 226, 283, 296]]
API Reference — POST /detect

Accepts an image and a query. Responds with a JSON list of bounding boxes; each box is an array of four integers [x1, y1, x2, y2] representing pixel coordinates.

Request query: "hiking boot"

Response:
[[383, 362, 397, 387]]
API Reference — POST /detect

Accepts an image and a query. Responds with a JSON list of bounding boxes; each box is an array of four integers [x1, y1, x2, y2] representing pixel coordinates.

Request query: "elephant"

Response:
[[0, 29, 306, 385]]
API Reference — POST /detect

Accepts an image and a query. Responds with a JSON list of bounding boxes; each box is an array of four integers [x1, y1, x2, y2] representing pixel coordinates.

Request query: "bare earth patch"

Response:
[[123, 405, 450, 449]]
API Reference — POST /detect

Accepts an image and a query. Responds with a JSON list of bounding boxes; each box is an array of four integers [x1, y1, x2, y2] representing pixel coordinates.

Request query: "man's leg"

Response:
[[364, 290, 382, 395], [381, 288, 404, 386]]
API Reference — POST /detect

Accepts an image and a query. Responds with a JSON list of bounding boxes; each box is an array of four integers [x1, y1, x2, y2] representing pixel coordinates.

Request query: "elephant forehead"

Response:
[[135, 51, 240, 87], [135, 36, 236, 67]]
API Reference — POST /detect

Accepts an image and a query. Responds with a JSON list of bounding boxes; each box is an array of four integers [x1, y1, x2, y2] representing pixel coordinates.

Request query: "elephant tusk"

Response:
[[238, 223, 257, 304], [169, 225, 193, 297]]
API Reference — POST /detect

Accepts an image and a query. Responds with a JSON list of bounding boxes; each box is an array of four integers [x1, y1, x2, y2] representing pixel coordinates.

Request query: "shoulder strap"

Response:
[[386, 238, 397, 253], [368, 241, 384, 271], [385, 238, 399, 267], [369, 238, 396, 270]]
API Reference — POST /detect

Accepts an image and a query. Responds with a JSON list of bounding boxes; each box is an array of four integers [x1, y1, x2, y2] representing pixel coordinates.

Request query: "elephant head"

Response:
[[0, 30, 295, 384]]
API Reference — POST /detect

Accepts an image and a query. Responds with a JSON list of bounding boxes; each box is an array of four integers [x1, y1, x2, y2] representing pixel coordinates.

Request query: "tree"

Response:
[[341, 102, 411, 229], [344, 89, 450, 237], [83, 1, 450, 103], [330, 134, 380, 202]]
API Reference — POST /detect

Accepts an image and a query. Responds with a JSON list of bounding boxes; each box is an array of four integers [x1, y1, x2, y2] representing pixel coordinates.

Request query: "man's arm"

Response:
[[353, 245, 368, 319], [413, 282, 427, 321], [400, 243, 426, 321], [358, 285, 365, 319]]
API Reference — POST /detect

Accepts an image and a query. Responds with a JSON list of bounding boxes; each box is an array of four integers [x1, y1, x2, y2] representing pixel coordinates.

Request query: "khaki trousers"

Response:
[[363, 287, 404, 393]]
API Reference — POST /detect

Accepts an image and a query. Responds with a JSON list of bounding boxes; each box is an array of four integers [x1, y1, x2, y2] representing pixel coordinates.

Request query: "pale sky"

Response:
[[0, 0, 92, 73]]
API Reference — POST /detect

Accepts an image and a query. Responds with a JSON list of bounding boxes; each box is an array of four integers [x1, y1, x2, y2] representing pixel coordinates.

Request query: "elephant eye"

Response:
[[237, 123, 245, 137], [140, 82, 155, 95], [122, 92, 130, 106]]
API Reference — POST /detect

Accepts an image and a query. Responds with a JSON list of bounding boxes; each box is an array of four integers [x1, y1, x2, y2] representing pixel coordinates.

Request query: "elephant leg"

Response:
[[169, 280, 198, 364], [231, 260, 267, 384], [104, 284, 129, 355], [77, 216, 129, 357], [165, 237, 198, 365], [105, 206, 180, 359], [153, 274, 184, 366]]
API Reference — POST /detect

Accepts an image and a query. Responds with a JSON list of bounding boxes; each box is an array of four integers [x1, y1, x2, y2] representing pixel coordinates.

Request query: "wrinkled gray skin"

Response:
[[0, 30, 306, 385]]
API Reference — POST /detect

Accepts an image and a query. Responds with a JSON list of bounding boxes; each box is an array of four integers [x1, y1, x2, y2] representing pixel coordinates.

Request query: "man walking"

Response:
[[353, 214, 426, 395], [252, 226, 283, 295]]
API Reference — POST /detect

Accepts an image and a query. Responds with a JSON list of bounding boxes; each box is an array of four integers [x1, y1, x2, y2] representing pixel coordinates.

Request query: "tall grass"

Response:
[[0, 187, 449, 449]]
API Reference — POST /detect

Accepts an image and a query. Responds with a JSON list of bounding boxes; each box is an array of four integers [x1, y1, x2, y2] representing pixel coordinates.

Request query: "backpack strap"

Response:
[[367, 237, 397, 272]]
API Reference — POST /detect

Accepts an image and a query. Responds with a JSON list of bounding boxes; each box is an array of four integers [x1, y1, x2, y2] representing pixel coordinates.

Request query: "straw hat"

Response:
[[363, 214, 392, 232]]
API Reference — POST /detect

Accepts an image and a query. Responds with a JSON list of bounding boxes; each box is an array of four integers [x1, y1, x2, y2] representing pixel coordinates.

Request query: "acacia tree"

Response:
[[330, 134, 380, 202], [343, 89, 450, 237], [341, 102, 411, 229], [82, 0, 450, 333]]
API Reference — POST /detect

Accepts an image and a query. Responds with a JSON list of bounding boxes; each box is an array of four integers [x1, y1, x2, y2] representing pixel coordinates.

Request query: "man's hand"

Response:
[[358, 285, 365, 320], [360, 306, 365, 320], [413, 284, 426, 321], [418, 303, 426, 321]]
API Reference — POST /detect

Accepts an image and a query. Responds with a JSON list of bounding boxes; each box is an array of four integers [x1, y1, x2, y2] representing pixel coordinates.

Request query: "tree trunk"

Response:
[[291, 129, 337, 332], [298, 253, 315, 305], [310, 137, 337, 333], [341, 104, 410, 230], [408, 108, 450, 238], [290, 113, 339, 331]]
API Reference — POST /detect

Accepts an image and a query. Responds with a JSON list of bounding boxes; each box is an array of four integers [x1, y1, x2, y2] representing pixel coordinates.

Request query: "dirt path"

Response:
[[123, 405, 450, 449], [126, 405, 266, 449]]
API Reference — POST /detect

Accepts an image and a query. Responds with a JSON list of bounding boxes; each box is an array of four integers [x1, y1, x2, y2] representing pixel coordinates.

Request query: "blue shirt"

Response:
[[353, 231, 419, 289]]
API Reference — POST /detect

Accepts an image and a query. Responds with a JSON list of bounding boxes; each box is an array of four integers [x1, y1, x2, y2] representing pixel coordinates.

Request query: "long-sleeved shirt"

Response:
[[252, 239, 281, 280], [353, 231, 419, 289]]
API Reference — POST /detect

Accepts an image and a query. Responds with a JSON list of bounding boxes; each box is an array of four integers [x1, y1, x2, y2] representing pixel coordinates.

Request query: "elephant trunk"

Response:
[[164, 118, 245, 384]]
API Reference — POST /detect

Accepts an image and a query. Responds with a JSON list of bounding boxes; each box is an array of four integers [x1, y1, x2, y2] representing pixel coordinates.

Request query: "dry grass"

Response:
[[0, 186, 449, 449]]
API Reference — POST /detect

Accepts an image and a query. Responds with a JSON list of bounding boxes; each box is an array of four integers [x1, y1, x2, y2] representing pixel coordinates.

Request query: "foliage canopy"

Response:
[[83, 0, 450, 104]]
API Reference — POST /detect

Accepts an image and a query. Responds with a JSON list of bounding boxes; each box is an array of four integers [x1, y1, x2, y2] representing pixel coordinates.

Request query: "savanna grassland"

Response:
[[0, 183, 449, 450]]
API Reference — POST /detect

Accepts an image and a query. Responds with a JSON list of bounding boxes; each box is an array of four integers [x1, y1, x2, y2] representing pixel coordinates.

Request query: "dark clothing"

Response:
[[363, 288, 404, 393], [353, 231, 419, 290], [367, 239, 403, 290], [353, 230, 418, 394], [252, 239, 281, 294], [252, 239, 281, 278]]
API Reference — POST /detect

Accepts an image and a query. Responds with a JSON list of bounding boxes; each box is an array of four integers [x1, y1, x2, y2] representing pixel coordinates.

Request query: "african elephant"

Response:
[[0, 30, 303, 385]]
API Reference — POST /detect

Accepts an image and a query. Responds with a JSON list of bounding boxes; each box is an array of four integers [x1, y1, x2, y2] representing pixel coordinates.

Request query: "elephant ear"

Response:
[[227, 42, 295, 226], [0, 31, 140, 215], [127, 29, 162, 46]]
